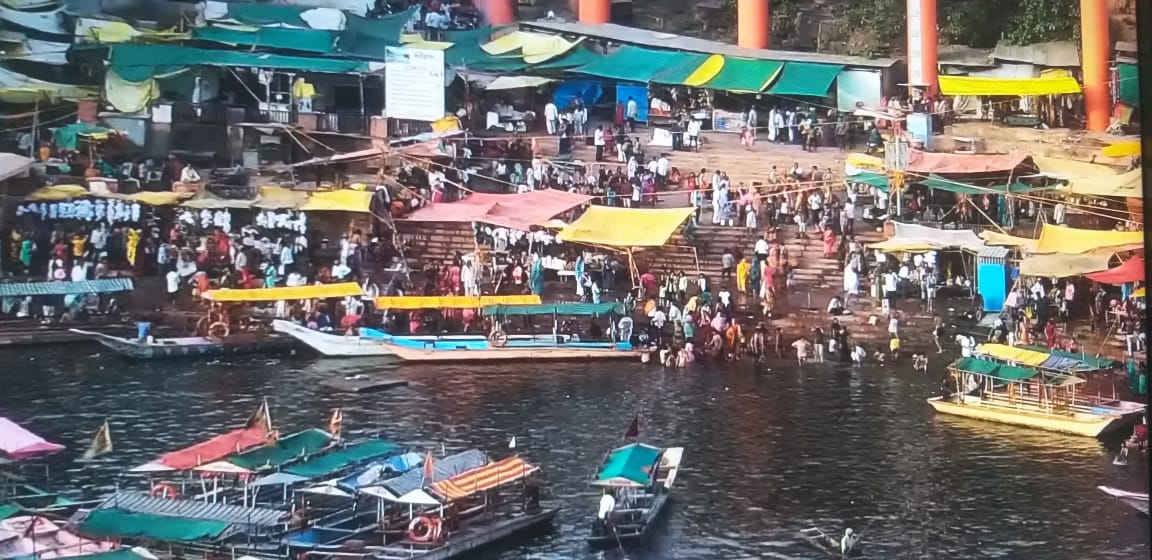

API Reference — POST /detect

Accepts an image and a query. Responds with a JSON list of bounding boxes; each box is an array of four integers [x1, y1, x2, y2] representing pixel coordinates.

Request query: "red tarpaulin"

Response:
[[905, 151, 1033, 175], [1086, 256, 1145, 285], [405, 190, 592, 231], [150, 427, 270, 470]]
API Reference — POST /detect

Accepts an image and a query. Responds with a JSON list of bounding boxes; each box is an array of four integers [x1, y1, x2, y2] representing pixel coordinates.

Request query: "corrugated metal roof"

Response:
[[992, 40, 1080, 67], [378, 449, 488, 498], [0, 278, 134, 297], [977, 246, 1011, 259], [937, 45, 993, 68], [518, 20, 898, 68], [95, 492, 285, 527]]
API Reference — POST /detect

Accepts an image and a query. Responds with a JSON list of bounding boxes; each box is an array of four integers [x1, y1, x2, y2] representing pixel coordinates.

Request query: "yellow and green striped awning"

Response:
[[690, 56, 783, 93]]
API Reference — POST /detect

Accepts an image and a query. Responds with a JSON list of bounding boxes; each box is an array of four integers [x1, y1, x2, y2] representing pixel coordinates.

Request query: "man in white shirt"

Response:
[[598, 491, 616, 520], [718, 288, 732, 312], [593, 126, 605, 161], [747, 106, 758, 138], [625, 96, 638, 132], [165, 269, 180, 306], [656, 154, 669, 188], [544, 101, 559, 135], [423, 8, 448, 29], [686, 118, 702, 151]]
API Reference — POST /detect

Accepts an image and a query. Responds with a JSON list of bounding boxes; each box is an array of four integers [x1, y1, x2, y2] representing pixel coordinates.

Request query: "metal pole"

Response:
[[29, 98, 39, 158]]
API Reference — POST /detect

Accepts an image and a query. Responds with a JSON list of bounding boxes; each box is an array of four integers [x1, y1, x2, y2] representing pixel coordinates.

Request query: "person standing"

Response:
[[746, 105, 758, 139], [625, 96, 639, 132], [544, 101, 559, 135], [593, 126, 605, 161]]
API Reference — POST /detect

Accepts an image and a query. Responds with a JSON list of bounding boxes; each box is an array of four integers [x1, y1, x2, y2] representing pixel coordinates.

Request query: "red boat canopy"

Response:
[[135, 427, 270, 472], [906, 151, 1034, 175], [1086, 256, 1145, 285]]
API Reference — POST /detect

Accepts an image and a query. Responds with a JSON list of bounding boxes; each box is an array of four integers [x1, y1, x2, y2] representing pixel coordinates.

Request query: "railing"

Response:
[[315, 112, 369, 135]]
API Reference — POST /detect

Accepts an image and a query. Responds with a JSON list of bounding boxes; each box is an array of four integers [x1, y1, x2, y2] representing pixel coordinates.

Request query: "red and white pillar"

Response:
[[1080, 0, 1110, 132], [906, 0, 938, 96]]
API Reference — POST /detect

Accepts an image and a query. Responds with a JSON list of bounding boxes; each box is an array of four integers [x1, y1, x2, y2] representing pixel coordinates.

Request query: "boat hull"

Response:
[[586, 493, 669, 548], [1099, 486, 1149, 516], [927, 396, 1127, 438], [372, 508, 556, 560], [71, 329, 295, 359], [273, 320, 400, 357]]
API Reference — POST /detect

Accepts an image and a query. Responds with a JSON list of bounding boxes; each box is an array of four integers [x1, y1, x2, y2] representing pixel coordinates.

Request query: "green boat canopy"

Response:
[[572, 46, 694, 83], [228, 429, 333, 471], [1022, 346, 1115, 371], [109, 44, 370, 82], [592, 443, 663, 487], [767, 62, 843, 97], [954, 357, 1038, 381], [846, 171, 889, 189], [702, 57, 783, 93], [481, 302, 625, 316], [79, 510, 230, 542], [284, 440, 396, 478]]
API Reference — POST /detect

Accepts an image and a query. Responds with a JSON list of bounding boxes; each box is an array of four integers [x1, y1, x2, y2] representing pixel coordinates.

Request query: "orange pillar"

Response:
[[1081, 0, 1110, 132], [578, 0, 610, 24], [482, 0, 515, 25], [737, 0, 769, 49], [906, 0, 938, 96]]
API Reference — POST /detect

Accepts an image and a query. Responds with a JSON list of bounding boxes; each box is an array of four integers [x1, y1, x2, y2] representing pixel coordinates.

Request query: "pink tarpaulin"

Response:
[[405, 190, 592, 231], [1086, 256, 1145, 285], [906, 151, 1033, 175], [0, 417, 64, 460]]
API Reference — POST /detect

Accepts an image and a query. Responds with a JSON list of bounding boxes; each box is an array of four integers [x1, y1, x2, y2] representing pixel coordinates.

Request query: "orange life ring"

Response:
[[207, 321, 230, 339], [406, 515, 441, 543], [150, 482, 179, 499]]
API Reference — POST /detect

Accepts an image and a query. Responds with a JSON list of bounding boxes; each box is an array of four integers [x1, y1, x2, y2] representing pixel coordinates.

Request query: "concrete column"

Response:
[[1080, 0, 1110, 132], [482, 0, 515, 25], [578, 0, 610, 24], [906, 0, 938, 96], [737, 0, 769, 49]]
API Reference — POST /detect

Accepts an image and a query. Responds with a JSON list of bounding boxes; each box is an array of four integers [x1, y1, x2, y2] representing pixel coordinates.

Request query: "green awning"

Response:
[[0, 504, 21, 521], [919, 175, 1037, 195], [221, 3, 309, 27], [571, 46, 691, 83], [444, 29, 529, 72], [335, 9, 413, 59], [768, 62, 843, 97], [1118, 63, 1140, 108], [846, 171, 889, 189], [285, 440, 396, 478], [593, 443, 662, 487], [481, 302, 625, 316], [192, 26, 338, 54], [109, 44, 370, 82], [79, 510, 230, 542], [531, 46, 602, 70], [702, 57, 783, 93], [228, 429, 333, 471], [650, 52, 712, 85]]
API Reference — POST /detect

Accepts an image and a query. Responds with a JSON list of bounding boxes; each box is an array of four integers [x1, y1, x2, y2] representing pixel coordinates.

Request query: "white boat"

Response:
[[1098, 486, 1148, 515], [587, 443, 683, 547], [273, 319, 400, 357]]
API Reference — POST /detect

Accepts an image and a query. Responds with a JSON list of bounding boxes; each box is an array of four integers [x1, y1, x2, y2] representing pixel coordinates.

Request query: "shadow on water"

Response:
[[0, 346, 1146, 559]]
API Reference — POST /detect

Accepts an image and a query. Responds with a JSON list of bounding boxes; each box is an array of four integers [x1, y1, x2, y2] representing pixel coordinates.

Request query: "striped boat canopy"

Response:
[[0, 278, 133, 297], [429, 456, 537, 502]]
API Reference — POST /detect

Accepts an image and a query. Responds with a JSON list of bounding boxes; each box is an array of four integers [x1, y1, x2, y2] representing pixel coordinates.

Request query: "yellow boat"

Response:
[[926, 395, 1128, 438]]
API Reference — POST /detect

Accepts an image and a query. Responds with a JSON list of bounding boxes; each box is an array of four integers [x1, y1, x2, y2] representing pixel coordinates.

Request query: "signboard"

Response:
[[384, 46, 445, 122], [906, 0, 925, 87]]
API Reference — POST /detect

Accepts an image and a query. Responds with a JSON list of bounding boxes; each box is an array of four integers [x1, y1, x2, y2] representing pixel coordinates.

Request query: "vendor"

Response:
[[173, 159, 202, 192]]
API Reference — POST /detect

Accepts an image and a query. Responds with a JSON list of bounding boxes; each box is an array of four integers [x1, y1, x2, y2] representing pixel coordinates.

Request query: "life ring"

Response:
[[207, 321, 230, 339], [407, 515, 441, 543], [488, 330, 508, 347], [150, 482, 179, 499]]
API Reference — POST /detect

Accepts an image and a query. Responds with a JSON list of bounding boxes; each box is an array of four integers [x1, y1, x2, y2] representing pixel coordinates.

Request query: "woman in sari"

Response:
[[822, 227, 838, 258]]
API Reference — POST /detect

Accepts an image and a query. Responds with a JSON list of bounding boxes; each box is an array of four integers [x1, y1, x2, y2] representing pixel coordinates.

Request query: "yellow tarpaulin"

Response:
[[976, 343, 1050, 367], [480, 31, 578, 64], [104, 71, 158, 114], [299, 189, 373, 213], [399, 33, 453, 50], [1031, 155, 1119, 180], [202, 282, 363, 302], [24, 185, 190, 205], [1133, 287, 1146, 298], [374, 295, 541, 310], [1018, 253, 1112, 278], [1064, 168, 1142, 198], [978, 230, 1038, 253], [938, 75, 1082, 96], [24, 184, 91, 201], [254, 186, 309, 210], [120, 191, 192, 205], [558, 206, 694, 247], [1102, 140, 1140, 158], [1034, 224, 1143, 254], [845, 153, 885, 169]]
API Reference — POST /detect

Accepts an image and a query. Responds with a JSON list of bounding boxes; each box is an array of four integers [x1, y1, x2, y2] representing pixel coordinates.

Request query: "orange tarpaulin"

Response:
[[1085, 256, 1145, 285], [430, 456, 538, 501], [905, 150, 1033, 175], [404, 190, 592, 231], [148, 427, 270, 471]]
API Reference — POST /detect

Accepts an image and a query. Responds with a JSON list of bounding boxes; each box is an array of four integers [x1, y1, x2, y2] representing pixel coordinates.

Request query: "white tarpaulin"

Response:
[[384, 46, 445, 122], [891, 222, 987, 253], [484, 75, 554, 91]]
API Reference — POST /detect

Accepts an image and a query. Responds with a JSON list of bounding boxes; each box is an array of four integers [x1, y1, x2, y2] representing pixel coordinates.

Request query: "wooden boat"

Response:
[[319, 375, 408, 393], [926, 357, 1144, 438], [800, 527, 864, 558], [1098, 486, 1149, 515], [587, 443, 683, 547], [70, 328, 295, 359]]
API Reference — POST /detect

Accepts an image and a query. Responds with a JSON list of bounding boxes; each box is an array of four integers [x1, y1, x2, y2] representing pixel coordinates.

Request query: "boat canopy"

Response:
[[481, 302, 625, 316], [228, 429, 333, 471], [976, 343, 1112, 373], [0, 417, 64, 461], [591, 443, 663, 488], [318, 451, 423, 492], [132, 427, 270, 472], [374, 294, 540, 310], [283, 439, 398, 479], [1020, 345, 1115, 371], [77, 510, 232, 542], [429, 456, 538, 501], [361, 449, 487, 501], [954, 357, 1040, 382], [201, 282, 363, 302], [0, 278, 133, 298]]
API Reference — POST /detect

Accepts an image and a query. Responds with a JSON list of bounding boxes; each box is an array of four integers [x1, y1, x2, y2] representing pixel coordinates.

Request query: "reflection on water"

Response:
[[0, 347, 1146, 559]]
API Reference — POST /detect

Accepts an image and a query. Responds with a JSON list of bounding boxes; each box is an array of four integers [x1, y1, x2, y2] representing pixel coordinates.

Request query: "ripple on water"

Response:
[[0, 349, 1145, 559]]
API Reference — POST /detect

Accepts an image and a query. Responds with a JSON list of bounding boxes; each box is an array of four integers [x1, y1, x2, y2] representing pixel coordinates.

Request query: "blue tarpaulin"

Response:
[[977, 262, 1006, 312], [616, 84, 648, 122], [553, 80, 601, 110], [0, 278, 134, 297]]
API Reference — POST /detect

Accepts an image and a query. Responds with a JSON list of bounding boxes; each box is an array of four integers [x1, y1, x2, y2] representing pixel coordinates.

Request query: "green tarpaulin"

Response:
[[285, 440, 396, 478], [223, 3, 310, 27], [650, 52, 711, 85], [768, 62, 843, 97], [572, 46, 692, 83], [192, 26, 337, 54], [594, 443, 662, 486], [955, 357, 1038, 381], [919, 174, 1038, 195], [0, 504, 21, 521], [702, 57, 783, 93], [109, 44, 369, 82], [481, 302, 625, 316], [79, 510, 230, 542], [1119, 63, 1140, 108], [443, 29, 529, 72], [956, 357, 1001, 375], [846, 171, 889, 189], [229, 429, 332, 470], [52, 122, 110, 152], [335, 10, 413, 59], [531, 46, 602, 70]]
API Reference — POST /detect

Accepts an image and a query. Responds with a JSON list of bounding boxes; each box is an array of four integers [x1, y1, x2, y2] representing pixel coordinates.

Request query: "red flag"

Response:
[[422, 451, 435, 483], [623, 415, 639, 440]]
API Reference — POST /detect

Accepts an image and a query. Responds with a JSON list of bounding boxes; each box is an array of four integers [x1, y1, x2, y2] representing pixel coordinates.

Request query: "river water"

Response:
[[0, 346, 1146, 560]]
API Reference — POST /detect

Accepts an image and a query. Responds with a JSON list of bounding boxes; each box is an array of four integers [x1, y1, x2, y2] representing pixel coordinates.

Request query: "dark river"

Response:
[[0, 346, 1147, 560]]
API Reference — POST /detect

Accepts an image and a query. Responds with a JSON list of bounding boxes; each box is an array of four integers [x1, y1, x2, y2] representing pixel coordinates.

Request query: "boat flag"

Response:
[[508, 436, 517, 449], [623, 415, 639, 440], [246, 398, 273, 434], [328, 408, 343, 439], [81, 420, 113, 460], [422, 451, 435, 484]]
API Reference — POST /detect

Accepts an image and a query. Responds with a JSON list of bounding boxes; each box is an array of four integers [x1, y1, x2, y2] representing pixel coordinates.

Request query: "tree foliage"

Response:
[[1002, 0, 1080, 45]]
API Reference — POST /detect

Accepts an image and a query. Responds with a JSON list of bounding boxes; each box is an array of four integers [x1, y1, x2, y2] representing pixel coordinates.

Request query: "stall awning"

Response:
[[298, 189, 373, 213], [483, 75, 554, 90], [375, 295, 541, 310], [906, 151, 1032, 175], [1085, 256, 1144, 285], [0, 278, 133, 297], [1018, 253, 1112, 278], [191, 26, 338, 54], [480, 302, 625, 316], [649, 52, 713, 85], [1063, 168, 1142, 198], [1031, 155, 1119, 180], [844, 171, 888, 188], [938, 75, 1082, 96], [404, 190, 591, 231], [0, 153, 32, 182], [695, 56, 782, 93], [978, 230, 1038, 253], [202, 282, 363, 302], [571, 45, 691, 83], [253, 186, 310, 209], [109, 44, 370, 82], [917, 175, 1037, 194], [557, 206, 693, 247], [1118, 63, 1139, 107], [181, 191, 258, 210], [1034, 224, 1143, 255], [766, 62, 843, 97]]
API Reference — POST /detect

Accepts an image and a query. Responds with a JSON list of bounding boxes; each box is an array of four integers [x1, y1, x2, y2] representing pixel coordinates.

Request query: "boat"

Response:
[[586, 442, 684, 547], [800, 527, 865, 558], [70, 329, 295, 359], [926, 356, 1145, 438], [1098, 486, 1149, 515]]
